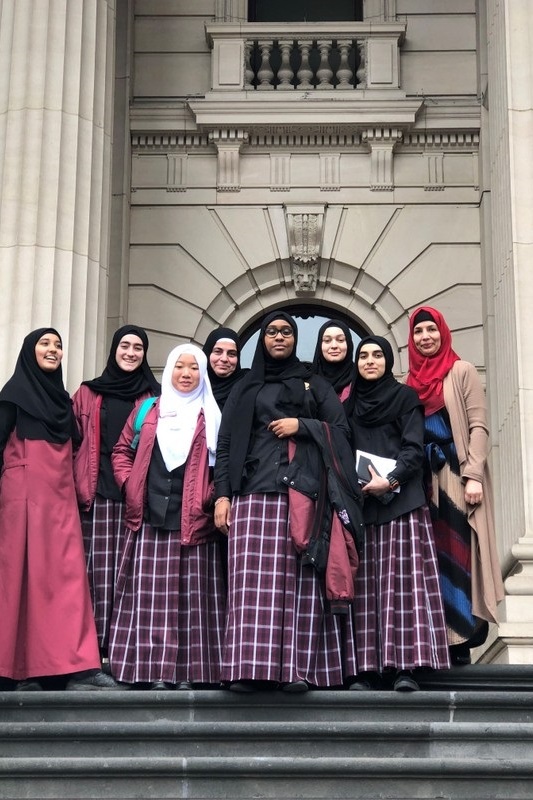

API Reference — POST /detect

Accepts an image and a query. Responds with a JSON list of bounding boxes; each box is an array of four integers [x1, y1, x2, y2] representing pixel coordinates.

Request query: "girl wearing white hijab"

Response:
[[109, 344, 224, 689]]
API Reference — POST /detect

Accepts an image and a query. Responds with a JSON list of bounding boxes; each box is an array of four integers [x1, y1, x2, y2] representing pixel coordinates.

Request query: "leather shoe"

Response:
[[349, 678, 373, 691], [150, 681, 174, 690], [393, 670, 419, 692], [15, 679, 43, 691], [229, 680, 256, 693], [66, 670, 122, 691], [281, 680, 309, 693]]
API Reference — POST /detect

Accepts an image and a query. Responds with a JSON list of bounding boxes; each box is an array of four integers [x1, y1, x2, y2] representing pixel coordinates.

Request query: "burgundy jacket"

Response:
[[111, 399, 215, 541], [72, 384, 153, 511], [287, 439, 359, 612]]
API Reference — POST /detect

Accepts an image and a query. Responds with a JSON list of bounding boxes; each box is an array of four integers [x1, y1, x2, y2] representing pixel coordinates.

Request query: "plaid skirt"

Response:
[[81, 495, 126, 651], [221, 493, 357, 687], [108, 523, 226, 685], [353, 506, 450, 673]]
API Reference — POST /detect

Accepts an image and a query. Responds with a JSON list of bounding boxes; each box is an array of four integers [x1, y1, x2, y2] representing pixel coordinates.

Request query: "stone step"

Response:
[[1, 755, 532, 800], [2, 688, 533, 723], [3, 682, 533, 799], [1, 717, 533, 759]]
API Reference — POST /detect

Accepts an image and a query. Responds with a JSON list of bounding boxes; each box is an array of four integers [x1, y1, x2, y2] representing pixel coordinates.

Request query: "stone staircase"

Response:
[[1, 666, 533, 799]]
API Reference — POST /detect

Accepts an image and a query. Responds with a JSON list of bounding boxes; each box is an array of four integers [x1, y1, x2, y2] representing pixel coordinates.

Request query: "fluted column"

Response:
[[481, 0, 533, 663], [0, 0, 115, 389]]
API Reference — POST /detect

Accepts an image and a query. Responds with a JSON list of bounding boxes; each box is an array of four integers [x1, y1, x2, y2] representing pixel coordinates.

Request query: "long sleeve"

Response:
[[213, 387, 239, 500], [0, 402, 16, 470], [297, 379, 350, 441], [390, 406, 425, 484], [444, 361, 489, 484], [111, 407, 137, 490]]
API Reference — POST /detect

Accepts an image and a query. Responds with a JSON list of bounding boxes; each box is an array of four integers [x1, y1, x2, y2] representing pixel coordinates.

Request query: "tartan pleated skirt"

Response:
[[221, 493, 357, 687], [353, 506, 450, 673], [108, 523, 226, 685], [81, 495, 126, 651]]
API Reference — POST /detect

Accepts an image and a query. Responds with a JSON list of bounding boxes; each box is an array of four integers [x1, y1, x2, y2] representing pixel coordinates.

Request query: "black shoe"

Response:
[[176, 681, 192, 690], [15, 679, 43, 691], [348, 671, 381, 691], [65, 670, 122, 691], [281, 680, 309, 693], [229, 680, 256, 693], [150, 681, 174, 691], [449, 643, 471, 665], [349, 678, 373, 691], [393, 670, 419, 692]]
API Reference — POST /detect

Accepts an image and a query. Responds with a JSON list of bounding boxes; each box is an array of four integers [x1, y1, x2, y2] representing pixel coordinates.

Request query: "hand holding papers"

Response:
[[356, 450, 399, 505]]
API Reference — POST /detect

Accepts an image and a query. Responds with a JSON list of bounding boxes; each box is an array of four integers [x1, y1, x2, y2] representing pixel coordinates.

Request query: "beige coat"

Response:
[[443, 360, 504, 623]]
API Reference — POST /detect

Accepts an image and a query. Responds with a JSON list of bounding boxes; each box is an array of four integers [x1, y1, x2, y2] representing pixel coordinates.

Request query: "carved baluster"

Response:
[[336, 39, 353, 89], [296, 39, 313, 90], [277, 39, 294, 90], [355, 38, 367, 88], [244, 40, 254, 89], [257, 40, 274, 90], [316, 40, 333, 89]]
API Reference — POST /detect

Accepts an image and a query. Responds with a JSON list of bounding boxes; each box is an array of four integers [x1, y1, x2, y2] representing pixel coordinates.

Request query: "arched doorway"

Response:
[[240, 304, 368, 367]]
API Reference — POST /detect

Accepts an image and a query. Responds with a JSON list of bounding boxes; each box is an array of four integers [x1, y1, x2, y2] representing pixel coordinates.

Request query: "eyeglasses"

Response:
[[264, 326, 294, 338]]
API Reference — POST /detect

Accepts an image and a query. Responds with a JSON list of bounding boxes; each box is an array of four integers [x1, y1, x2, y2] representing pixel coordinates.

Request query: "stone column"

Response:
[[481, 0, 533, 662], [0, 0, 116, 389]]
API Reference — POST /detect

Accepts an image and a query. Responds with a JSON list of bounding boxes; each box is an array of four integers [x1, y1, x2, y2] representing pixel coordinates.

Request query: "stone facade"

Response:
[[0, 0, 532, 661]]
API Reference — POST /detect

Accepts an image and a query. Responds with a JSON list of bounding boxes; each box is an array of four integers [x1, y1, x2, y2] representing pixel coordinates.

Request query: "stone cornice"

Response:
[[130, 129, 479, 152], [188, 96, 423, 131], [205, 21, 407, 46], [131, 133, 209, 149], [402, 131, 480, 149]]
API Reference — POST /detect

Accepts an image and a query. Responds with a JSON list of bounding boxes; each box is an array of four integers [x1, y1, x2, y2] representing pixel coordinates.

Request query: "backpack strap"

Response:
[[130, 396, 157, 451]]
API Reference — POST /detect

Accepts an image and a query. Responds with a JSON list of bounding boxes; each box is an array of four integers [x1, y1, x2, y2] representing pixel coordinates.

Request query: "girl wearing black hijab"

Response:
[[202, 327, 247, 411], [346, 336, 449, 691], [72, 325, 160, 657], [0, 329, 118, 691], [214, 311, 358, 693], [312, 319, 355, 403]]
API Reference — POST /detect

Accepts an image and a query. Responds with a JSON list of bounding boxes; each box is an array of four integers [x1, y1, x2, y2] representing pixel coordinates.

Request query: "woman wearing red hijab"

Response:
[[406, 307, 504, 664]]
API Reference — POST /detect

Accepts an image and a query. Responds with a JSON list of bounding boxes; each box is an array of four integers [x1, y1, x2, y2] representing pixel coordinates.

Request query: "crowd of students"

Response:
[[0, 309, 504, 692]]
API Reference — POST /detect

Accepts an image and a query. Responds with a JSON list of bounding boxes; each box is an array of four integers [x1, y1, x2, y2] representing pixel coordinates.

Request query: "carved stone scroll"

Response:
[[285, 205, 326, 294]]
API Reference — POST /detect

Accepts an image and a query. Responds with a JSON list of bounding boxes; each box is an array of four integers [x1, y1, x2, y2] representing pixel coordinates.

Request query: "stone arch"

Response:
[[195, 257, 409, 373], [129, 203, 483, 376]]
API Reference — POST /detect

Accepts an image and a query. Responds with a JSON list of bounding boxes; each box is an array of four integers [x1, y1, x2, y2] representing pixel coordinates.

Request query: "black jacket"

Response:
[[350, 406, 427, 525], [214, 375, 350, 499]]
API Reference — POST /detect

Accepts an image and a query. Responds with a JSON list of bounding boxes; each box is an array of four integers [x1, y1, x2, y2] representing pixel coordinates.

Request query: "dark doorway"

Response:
[[240, 306, 368, 367], [248, 0, 363, 22]]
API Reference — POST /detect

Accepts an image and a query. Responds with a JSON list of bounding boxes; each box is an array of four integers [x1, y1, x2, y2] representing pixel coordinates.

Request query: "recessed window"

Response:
[[248, 0, 363, 22]]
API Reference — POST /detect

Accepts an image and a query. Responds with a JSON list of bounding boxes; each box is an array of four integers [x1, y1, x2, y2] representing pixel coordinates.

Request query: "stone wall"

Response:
[[127, 0, 483, 378]]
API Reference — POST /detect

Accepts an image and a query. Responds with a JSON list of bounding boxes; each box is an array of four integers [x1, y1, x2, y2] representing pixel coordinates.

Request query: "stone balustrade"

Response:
[[206, 22, 406, 93]]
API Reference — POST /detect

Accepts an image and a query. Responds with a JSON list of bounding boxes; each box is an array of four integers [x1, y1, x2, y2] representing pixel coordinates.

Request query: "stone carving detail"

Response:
[[209, 129, 249, 192], [320, 154, 340, 191], [404, 132, 479, 149], [362, 128, 403, 191], [285, 206, 325, 294], [270, 155, 291, 191], [424, 152, 445, 191], [166, 154, 187, 192], [132, 134, 208, 149], [292, 261, 319, 293]]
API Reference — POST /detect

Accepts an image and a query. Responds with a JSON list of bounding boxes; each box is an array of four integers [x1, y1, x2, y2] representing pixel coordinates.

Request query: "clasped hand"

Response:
[[267, 418, 299, 438]]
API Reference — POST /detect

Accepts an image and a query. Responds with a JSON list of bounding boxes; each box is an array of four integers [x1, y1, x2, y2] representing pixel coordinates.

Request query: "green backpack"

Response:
[[130, 396, 158, 451]]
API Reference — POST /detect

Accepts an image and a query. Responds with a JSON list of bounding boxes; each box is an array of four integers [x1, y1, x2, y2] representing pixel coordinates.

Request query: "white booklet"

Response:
[[356, 450, 400, 492]]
